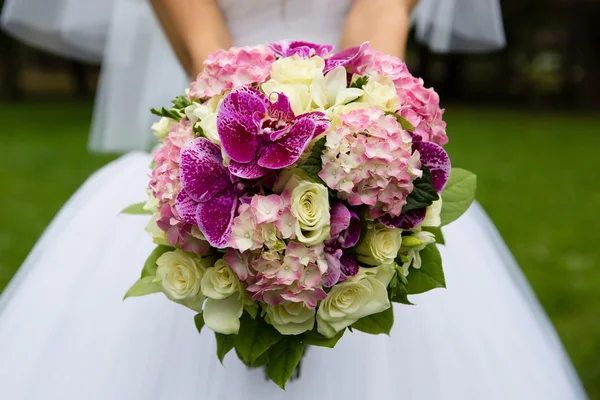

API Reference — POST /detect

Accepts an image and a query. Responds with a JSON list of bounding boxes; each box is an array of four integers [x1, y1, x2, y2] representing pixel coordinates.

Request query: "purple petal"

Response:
[[266, 92, 295, 123], [175, 190, 199, 225], [330, 202, 351, 238], [340, 255, 359, 277], [417, 142, 451, 193], [196, 191, 238, 248], [269, 41, 334, 58], [217, 87, 267, 163], [340, 212, 361, 248], [323, 248, 343, 287], [380, 208, 427, 230], [180, 138, 230, 202], [258, 118, 315, 169], [298, 111, 330, 136], [323, 41, 369, 73], [228, 155, 270, 179]]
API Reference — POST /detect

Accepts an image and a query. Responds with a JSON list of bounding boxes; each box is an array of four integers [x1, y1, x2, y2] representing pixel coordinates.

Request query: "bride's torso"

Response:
[[217, 0, 354, 46]]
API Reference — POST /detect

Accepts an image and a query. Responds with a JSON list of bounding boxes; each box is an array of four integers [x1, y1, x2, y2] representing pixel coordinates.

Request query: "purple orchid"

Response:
[[323, 41, 369, 73], [269, 40, 334, 59], [217, 87, 329, 179], [381, 141, 451, 229], [323, 202, 361, 286], [176, 138, 248, 248], [269, 40, 369, 75]]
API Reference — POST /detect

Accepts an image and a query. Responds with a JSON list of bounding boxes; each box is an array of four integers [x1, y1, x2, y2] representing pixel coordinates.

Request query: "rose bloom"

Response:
[[316, 264, 394, 338], [355, 222, 403, 266], [156, 249, 205, 300]]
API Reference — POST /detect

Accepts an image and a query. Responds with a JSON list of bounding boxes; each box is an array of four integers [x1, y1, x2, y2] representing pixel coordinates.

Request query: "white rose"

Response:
[[145, 213, 170, 246], [261, 81, 312, 115], [186, 99, 221, 144], [269, 55, 325, 85], [198, 112, 219, 144], [422, 199, 442, 227], [316, 267, 392, 338], [151, 117, 176, 139], [156, 249, 204, 300], [358, 75, 400, 112], [143, 188, 160, 213], [273, 168, 310, 193], [355, 223, 403, 266], [202, 259, 244, 335], [290, 181, 331, 245], [265, 302, 315, 335], [201, 259, 240, 300]]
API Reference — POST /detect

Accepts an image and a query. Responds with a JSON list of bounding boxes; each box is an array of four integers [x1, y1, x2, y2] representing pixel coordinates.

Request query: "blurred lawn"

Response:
[[0, 101, 598, 397]]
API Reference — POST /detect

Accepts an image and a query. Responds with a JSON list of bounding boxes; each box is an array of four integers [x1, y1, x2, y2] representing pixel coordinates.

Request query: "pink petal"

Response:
[[417, 142, 451, 193], [196, 191, 238, 248], [258, 118, 316, 169], [217, 87, 267, 163], [267, 92, 295, 123], [180, 138, 230, 202], [380, 208, 426, 230]]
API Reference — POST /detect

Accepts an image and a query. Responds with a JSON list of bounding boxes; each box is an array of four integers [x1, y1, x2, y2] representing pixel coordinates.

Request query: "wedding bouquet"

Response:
[[123, 41, 476, 388]]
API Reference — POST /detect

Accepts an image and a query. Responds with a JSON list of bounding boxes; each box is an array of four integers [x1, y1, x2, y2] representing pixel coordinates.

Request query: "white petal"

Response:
[[204, 295, 243, 335]]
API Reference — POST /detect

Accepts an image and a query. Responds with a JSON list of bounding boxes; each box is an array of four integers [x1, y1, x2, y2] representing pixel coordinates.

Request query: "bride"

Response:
[[0, 0, 587, 399]]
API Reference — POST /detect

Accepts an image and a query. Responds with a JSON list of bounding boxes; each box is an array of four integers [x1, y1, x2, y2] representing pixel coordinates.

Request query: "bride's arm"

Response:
[[340, 0, 419, 59], [149, 0, 232, 77]]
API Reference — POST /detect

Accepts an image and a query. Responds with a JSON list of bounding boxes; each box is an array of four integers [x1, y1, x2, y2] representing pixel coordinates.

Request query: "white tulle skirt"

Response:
[[0, 152, 586, 399]]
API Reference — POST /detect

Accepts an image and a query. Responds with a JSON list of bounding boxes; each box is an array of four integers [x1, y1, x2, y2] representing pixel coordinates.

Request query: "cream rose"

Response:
[[156, 249, 204, 300], [201, 259, 240, 300], [261, 81, 312, 115], [269, 55, 325, 85], [185, 97, 222, 144], [358, 75, 400, 112], [316, 266, 392, 338], [151, 117, 176, 139], [290, 181, 331, 245], [202, 259, 244, 335], [265, 302, 315, 335], [355, 223, 403, 266]]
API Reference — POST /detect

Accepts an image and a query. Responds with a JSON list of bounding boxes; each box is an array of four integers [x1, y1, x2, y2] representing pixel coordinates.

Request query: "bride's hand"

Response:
[[340, 0, 419, 59], [150, 0, 232, 78]]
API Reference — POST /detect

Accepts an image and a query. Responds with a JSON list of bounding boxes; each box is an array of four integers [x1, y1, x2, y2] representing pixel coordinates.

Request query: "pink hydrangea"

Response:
[[156, 203, 209, 255], [319, 107, 422, 219], [228, 194, 296, 252], [149, 119, 196, 206], [189, 45, 276, 99], [352, 47, 448, 146], [227, 242, 328, 309]]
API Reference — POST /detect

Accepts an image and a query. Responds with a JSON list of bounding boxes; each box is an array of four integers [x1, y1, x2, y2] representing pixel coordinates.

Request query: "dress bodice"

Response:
[[217, 0, 353, 47]]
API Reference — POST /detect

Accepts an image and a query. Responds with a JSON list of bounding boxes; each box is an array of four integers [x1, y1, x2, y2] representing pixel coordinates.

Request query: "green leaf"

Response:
[[171, 95, 191, 109], [298, 136, 326, 184], [403, 165, 439, 212], [388, 272, 413, 305], [124, 276, 162, 299], [234, 314, 281, 365], [351, 306, 394, 335], [440, 168, 477, 226], [423, 226, 445, 245], [120, 202, 152, 215], [194, 313, 205, 334], [215, 333, 235, 364], [386, 112, 415, 132], [405, 244, 446, 294], [302, 329, 345, 348], [266, 336, 305, 389], [150, 107, 181, 121], [350, 75, 369, 89], [142, 245, 173, 277]]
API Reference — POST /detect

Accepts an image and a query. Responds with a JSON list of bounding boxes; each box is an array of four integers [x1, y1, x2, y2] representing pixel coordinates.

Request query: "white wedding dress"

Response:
[[0, 0, 587, 399]]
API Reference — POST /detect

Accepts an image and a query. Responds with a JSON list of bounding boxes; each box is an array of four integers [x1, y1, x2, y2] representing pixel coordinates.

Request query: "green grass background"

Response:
[[0, 101, 598, 397]]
